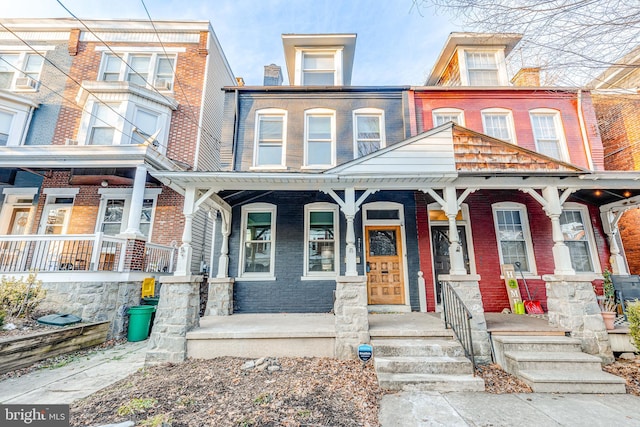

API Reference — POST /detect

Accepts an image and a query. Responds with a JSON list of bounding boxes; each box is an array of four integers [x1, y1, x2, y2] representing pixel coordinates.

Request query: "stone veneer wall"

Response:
[[545, 275, 614, 363], [334, 276, 369, 360], [40, 281, 141, 339]]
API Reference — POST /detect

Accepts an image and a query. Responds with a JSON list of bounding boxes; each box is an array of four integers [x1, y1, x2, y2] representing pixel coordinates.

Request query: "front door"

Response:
[[365, 225, 404, 305], [431, 226, 470, 305]]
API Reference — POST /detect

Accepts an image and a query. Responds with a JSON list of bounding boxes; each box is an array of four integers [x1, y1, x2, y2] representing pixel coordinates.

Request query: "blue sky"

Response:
[[3, 0, 462, 86]]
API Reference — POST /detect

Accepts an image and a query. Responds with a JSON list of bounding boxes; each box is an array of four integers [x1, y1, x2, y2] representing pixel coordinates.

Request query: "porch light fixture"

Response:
[[101, 180, 109, 187], [594, 190, 602, 197], [623, 191, 632, 198]]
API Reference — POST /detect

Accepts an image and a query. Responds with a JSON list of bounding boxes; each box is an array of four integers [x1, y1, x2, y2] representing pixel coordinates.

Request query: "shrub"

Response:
[[0, 310, 5, 328], [0, 273, 46, 318], [627, 300, 640, 351]]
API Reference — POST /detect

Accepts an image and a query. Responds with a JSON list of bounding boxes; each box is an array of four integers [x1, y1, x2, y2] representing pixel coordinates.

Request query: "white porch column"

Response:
[[601, 210, 629, 275], [542, 186, 575, 275], [217, 209, 231, 279], [175, 187, 196, 276], [343, 188, 358, 276], [443, 186, 467, 275], [123, 165, 147, 235]]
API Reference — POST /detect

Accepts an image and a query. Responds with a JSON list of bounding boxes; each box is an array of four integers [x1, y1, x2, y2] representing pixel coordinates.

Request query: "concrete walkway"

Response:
[[0, 340, 147, 404], [380, 391, 640, 426]]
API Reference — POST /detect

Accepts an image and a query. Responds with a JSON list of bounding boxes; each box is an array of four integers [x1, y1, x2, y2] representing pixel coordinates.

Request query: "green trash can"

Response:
[[127, 305, 155, 342]]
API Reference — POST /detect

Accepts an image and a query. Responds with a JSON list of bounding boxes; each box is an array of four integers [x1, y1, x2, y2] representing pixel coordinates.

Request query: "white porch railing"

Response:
[[143, 242, 177, 273], [0, 234, 175, 274]]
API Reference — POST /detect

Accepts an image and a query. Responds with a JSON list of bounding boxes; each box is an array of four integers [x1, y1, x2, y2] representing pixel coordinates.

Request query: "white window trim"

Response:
[[561, 202, 602, 274], [0, 51, 44, 92], [294, 48, 344, 86], [97, 51, 177, 92], [38, 189, 78, 235], [252, 108, 288, 169], [352, 108, 385, 159], [529, 108, 570, 162], [481, 108, 517, 145], [0, 187, 38, 235], [76, 97, 171, 154], [432, 107, 466, 127], [302, 202, 339, 279], [303, 108, 336, 169], [492, 202, 538, 275], [96, 188, 161, 240], [238, 203, 277, 279], [457, 47, 508, 86]]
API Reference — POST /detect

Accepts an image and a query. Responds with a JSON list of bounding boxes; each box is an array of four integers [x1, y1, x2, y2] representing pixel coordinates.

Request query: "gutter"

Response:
[[231, 88, 239, 170]]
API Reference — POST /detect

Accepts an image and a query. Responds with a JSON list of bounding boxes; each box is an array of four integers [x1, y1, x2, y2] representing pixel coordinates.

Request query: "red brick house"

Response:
[[0, 18, 235, 336]]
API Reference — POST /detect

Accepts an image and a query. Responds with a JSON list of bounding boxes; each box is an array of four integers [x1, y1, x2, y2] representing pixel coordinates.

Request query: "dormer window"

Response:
[[465, 51, 500, 86], [302, 52, 336, 85]]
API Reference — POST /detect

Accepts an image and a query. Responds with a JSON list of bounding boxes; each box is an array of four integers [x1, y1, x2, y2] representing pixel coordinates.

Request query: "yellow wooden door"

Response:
[[365, 225, 404, 305]]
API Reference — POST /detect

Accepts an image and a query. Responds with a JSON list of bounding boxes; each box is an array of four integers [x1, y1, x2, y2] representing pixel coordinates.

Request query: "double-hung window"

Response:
[[131, 107, 160, 145], [0, 110, 13, 146], [254, 109, 286, 168], [0, 52, 44, 90], [482, 108, 516, 144], [560, 204, 598, 273], [304, 203, 338, 277], [240, 203, 276, 278], [492, 203, 536, 273], [99, 52, 176, 91], [304, 108, 335, 168], [97, 189, 160, 238], [432, 108, 465, 127], [530, 109, 568, 161], [302, 52, 335, 85], [88, 103, 119, 145], [353, 108, 384, 158], [465, 51, 500, 86]]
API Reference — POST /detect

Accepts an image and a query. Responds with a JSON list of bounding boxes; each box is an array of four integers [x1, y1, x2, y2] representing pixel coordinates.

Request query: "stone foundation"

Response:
[[334, 275, 369, 360], [545, 274, 614, 363], [146, 275, 202, 365], [439, 274, 492, 365], [40, 281, 140, 339], [205, 278, 234, 316]]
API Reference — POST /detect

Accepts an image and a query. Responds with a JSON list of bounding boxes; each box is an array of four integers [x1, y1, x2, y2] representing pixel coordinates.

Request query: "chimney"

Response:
[[511, 67, 540, 87], [263, 64, 283, 86], [236, 77, 245, 87]]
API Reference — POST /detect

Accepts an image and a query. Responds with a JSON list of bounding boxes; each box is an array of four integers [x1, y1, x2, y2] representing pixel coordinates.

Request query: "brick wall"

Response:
[[414, 190, 610, 313], [593, 93, 640, 273], [415, 90, 604, 171]]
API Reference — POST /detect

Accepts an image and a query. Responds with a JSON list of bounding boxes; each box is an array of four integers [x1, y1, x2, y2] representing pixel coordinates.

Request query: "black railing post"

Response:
[[441, 281, 476, 372]]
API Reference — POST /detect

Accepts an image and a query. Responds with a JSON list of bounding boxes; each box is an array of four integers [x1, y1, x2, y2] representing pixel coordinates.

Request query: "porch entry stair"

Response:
[[370, 313, 485, 392], [492, 334, 626, 394]]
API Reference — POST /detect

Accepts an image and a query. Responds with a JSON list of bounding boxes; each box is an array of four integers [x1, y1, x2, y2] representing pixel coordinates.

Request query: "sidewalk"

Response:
[[380, 391, 640, 426], [0, 340, 147, 404]]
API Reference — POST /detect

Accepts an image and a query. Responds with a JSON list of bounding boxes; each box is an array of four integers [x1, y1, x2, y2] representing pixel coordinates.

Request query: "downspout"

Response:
[[577, 89, 595, 171], [231, 88, 239, 170], [20, 106, 36, 146]]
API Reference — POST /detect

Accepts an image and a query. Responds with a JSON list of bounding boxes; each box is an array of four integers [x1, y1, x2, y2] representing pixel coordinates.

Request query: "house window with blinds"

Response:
[[492, 203, 536, 273], [305, 204, 338, 277]]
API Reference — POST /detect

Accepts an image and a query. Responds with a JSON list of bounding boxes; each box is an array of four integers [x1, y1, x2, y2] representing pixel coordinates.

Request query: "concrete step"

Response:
[[504, 351, 603, 373], [518, 370, 627, 394], [369, 329, 455, 339], [377, 372, 485, 392], [492, 335, 582, 352], [371, 339, 465, 357], [374, 356, 474, 375]]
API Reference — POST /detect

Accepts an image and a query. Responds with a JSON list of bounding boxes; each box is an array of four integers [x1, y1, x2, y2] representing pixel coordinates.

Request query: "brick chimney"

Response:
[[511, 67, 540, 87], [264, 64, 283, 86]]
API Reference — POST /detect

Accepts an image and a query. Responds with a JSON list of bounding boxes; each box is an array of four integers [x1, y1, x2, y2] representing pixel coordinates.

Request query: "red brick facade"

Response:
[[593, 93, 640, 274]]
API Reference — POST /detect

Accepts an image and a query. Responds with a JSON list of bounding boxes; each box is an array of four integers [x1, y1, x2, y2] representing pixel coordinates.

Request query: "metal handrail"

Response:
[[441, 281, 476, 371]]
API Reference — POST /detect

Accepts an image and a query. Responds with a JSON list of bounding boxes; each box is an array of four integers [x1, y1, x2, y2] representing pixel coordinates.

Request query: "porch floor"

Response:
[[485, 313, 568, 336]]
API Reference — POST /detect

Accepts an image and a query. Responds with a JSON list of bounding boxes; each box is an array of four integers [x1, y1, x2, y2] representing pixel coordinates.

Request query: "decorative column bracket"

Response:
[[323, 187, 379, 276], [422, 186, 477, 275]]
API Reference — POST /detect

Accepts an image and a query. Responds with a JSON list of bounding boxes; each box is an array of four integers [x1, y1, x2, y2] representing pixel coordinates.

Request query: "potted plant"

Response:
[[599, 270, 617, 330]]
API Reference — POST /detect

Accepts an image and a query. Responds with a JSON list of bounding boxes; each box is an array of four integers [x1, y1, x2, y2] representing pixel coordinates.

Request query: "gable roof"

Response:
[[326, 123, 585, 177]]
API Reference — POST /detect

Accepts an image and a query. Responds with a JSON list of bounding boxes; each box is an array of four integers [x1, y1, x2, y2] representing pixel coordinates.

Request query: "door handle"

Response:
[[381, 270, 389, 274]]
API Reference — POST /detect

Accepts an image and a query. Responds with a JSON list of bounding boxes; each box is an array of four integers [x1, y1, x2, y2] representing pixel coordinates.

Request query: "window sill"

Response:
[[301, 165, 333, 171], [235, 276, 276, 282], [301, 275, 337, 281]]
